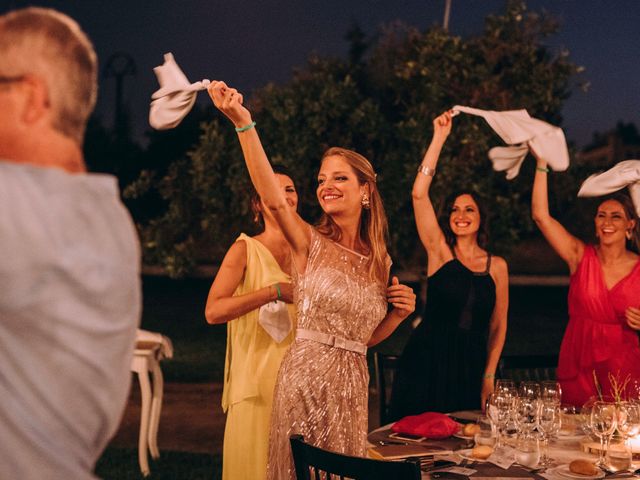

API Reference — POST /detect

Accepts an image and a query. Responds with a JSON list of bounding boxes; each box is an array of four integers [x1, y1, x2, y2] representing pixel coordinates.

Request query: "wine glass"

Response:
[[518, 381, 541, 400], [514, 396, 538, 437], [590, 401, 618, 467], [614, 402, 640, 472], [488, 391, 514, 448], [537, 400, 561, 466], [540, 381, 562, 406]]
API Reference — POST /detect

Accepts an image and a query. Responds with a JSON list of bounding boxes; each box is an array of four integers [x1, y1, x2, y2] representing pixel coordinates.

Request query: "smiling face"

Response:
[[449, 194, 481, 238], [316, 154, 366, 217], [594, 199, 635, 246]]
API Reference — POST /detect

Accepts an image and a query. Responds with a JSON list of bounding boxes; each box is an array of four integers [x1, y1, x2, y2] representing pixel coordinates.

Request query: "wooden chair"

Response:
[[497, 354, 559, 383], [373, 352, 399, 426], [289, 434, 421, 480]]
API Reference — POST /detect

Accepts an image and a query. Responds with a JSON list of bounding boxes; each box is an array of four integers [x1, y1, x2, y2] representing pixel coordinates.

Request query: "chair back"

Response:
[[289, 434, 421, 480], [373, 352, 399, 426]]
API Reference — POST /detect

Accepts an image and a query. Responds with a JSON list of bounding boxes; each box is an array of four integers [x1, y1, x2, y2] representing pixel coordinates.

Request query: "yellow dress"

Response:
[[222, 234, 296, 480]]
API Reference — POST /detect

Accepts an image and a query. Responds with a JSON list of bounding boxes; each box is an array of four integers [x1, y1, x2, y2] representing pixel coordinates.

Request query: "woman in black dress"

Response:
[[389, 111, 509, 418]]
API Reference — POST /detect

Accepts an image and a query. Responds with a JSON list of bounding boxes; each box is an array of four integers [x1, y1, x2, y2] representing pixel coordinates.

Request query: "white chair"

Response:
[[130, 329, 173, 476]]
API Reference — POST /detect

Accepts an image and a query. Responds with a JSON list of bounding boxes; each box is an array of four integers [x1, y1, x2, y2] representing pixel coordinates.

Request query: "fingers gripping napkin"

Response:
[[258, 300, 292, 343], [577, 160, 640, 217], [392, 412, 460, 439], [149, 53, 210, 130], [452, 105, 570, 179]]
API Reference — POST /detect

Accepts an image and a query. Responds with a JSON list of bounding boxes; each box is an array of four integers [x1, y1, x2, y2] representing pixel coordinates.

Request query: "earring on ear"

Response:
[[626, 229, 633, 240], [361, 193, 371, 209]]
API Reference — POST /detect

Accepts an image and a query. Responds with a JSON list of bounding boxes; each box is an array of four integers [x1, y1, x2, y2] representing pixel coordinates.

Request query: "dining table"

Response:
[[367, 411, 639, 480]]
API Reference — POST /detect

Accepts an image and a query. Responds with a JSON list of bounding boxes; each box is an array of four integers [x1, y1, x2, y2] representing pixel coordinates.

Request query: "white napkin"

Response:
[[258, 301, 292, 343], [577, 160, 640, 217], [149, 53, 210, 130], [452, 105, 570, 179], [136, 328, 174, 359]]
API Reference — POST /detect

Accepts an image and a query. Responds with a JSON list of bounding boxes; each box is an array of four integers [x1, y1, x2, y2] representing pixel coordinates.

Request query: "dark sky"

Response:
[[3, 0, 639, 147]]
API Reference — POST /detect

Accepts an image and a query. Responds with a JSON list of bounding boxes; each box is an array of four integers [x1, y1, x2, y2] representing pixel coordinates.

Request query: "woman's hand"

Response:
[[433, 110, 453, 141], [481, 378, 494, 412], [273, 282, 294, 304], [387, 276, 416, 320], [626, 306, 640, 330], [207, 80, 252, 128]]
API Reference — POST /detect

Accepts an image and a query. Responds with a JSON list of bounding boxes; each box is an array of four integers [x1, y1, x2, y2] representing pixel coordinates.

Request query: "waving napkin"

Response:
[[258, 300, 292, 343], [452, 105, 570, 179], [392, 412, 460, 439], [577, 160, 640, 217], [149, 53, 210, 130]]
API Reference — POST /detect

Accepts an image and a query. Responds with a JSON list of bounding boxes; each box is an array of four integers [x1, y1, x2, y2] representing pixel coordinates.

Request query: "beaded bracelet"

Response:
[[274, 283, 281, 300], [483, 373, 495, 379], [536, 166, 550, 173], [235, 121, 256, 133]]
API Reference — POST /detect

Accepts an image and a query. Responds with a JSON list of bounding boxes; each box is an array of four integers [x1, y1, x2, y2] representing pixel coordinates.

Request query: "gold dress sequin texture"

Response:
[[267, 228, 388, 479]]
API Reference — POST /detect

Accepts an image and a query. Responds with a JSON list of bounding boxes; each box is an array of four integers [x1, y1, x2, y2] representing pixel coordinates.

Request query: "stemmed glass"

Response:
[[590, 401, 618, 467], [514, 396, 539, 437], [613, 402, 640, 472], [537, 400, 561, 466], [488, 391, 514, 448], [540, 381, 562, 406], [519, 381, 541, 401]]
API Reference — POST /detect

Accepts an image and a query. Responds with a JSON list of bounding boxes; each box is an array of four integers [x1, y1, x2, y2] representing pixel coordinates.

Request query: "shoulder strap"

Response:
[[485, 253, 492, 274]]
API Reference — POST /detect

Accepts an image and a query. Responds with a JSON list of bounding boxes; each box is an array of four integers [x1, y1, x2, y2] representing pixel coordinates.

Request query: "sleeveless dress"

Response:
[[266, 228, 388, 480], [221, 234, 296, 480], [389, 254, 496, 419], [558, 245, 640, 407]]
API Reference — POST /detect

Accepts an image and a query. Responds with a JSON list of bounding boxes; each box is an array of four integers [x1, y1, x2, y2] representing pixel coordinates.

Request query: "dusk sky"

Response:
[[3, 0, 639, 148]]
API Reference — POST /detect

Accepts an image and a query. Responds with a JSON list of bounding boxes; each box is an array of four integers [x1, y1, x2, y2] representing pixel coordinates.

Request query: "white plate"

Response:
[[456, 448, 489, 463], [550, 464, 604, 480]]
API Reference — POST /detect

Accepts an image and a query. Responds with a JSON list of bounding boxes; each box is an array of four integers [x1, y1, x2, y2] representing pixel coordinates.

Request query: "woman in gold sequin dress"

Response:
[[208, 81, 416, 480]]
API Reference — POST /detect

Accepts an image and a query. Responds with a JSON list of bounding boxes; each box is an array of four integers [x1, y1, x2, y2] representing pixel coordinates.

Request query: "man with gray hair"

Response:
[[0, 7, 141, 478]]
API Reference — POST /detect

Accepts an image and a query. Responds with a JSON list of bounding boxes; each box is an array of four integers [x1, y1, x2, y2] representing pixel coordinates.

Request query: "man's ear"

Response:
[[21, 75, 50, 125]]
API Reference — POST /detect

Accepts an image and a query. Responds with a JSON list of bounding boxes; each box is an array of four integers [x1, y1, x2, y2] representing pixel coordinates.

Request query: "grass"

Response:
[[95, 448, 221, 479]]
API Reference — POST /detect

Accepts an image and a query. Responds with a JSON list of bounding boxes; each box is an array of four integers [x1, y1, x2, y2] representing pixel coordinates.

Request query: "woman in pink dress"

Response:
[[207, 81, 416, 479], [532, 156, 640, 407]]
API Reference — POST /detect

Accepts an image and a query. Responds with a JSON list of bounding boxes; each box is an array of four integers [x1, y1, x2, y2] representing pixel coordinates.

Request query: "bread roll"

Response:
[[471, 445, 493, 460], [463, 423, 481, 436], [569, 460, 599, 476]]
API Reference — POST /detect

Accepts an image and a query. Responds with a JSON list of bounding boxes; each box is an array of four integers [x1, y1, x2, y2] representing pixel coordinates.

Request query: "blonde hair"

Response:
[[0, 7, 97, 144], [316, 147, 390, 285]]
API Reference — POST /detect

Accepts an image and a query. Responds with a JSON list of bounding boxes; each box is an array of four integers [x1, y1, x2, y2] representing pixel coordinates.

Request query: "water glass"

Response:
[[474, 415, 496, 447], [541, 381, 562, 405], [605, 438, 632, 472], [518, 381, 541, 400], [515, 434, 540, 468]]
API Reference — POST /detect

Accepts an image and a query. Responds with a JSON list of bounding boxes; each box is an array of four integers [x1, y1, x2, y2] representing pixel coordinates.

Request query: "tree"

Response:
[[127, 0, 583, 277]]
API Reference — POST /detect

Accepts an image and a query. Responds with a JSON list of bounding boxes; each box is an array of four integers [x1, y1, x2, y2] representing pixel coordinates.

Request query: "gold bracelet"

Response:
[[418, 164, 436, 177]]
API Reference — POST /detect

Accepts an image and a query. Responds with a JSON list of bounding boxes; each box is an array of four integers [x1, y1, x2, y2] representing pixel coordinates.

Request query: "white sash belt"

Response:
[[296, 328, 367, 356]]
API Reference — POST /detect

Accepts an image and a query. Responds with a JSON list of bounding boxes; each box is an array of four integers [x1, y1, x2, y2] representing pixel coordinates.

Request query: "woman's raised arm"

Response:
[[207, 81, 310, 263], [413, 111, 453, 275], [531, 154, 584, 273]]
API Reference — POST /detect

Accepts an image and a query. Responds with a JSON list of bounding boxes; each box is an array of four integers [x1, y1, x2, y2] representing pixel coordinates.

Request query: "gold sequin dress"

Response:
[[267, 228, 388, 480]]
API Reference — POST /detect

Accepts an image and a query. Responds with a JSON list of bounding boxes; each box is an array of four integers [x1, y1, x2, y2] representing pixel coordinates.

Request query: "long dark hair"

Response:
[[597, 193, 640, 254], [250, 164, 297, 227], [437, 191, 490, 250]]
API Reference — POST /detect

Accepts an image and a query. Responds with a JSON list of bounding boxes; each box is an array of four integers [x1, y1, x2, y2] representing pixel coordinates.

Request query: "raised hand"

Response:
[[207, 81, 252, 128], [433, 110, 453, 140], [386, 276, 416, 320]]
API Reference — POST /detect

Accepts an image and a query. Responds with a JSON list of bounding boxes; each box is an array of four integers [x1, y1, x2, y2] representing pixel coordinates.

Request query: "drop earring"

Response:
[[361, 193, 370, 209]]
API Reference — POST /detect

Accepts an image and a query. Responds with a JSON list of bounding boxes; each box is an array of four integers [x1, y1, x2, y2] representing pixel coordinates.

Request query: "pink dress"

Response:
[[558, 245, 640, 406]]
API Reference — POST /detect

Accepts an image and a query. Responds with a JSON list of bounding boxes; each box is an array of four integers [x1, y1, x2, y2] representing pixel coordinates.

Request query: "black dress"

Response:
[[389, 254, 496, 419]]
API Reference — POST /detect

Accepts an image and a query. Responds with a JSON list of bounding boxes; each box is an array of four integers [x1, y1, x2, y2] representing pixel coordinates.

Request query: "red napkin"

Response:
[[392, 412, 460, 439]]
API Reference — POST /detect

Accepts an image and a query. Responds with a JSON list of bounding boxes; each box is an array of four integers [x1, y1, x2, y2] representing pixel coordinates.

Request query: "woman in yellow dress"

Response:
[[205, 165, 298, 480]]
